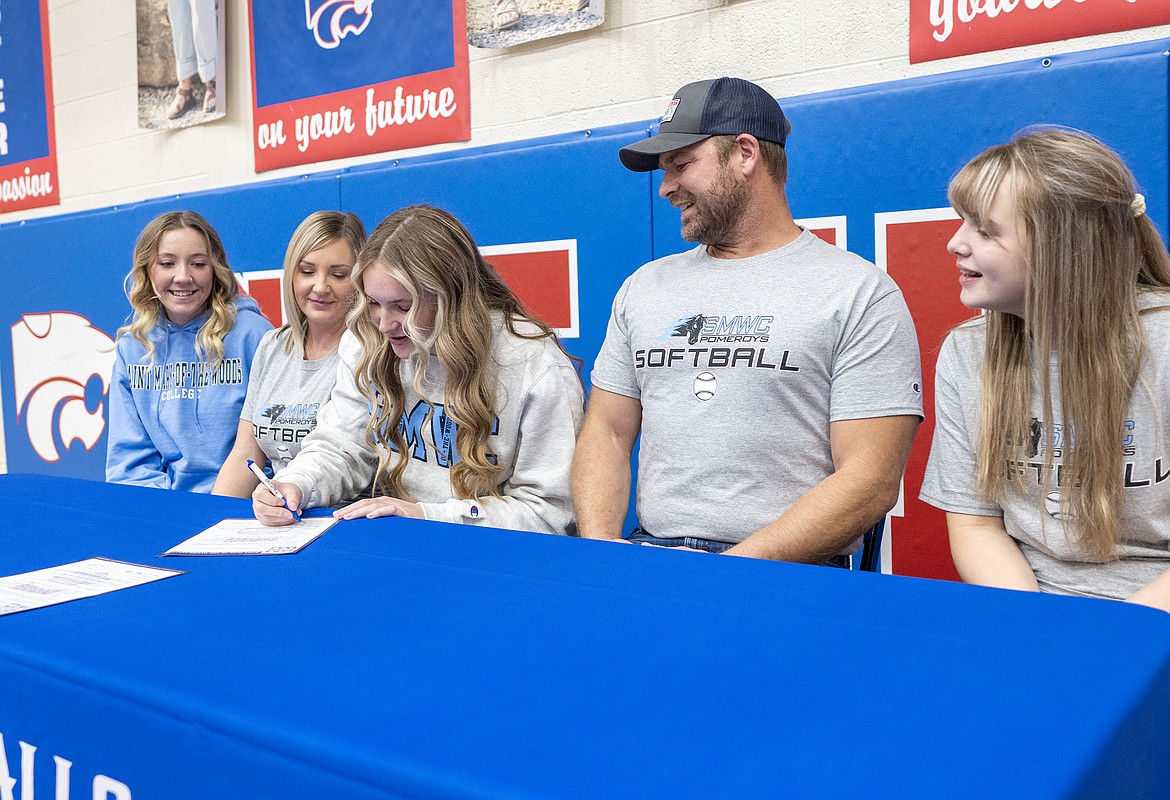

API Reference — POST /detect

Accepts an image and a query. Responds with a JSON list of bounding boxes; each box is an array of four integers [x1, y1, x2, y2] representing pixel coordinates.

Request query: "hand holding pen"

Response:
[[248, 459, 303, 525]]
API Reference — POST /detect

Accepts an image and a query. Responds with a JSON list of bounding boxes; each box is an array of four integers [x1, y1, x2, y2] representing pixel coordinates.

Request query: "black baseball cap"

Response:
[[619, 77, 789, 172]]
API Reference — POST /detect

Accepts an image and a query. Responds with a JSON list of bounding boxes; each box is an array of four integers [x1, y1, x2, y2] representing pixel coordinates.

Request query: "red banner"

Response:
[[879, 209, 980, 580], [248, 2, 470, 173], [910, 0, 1170, 63], [239, 239, 579, 339]]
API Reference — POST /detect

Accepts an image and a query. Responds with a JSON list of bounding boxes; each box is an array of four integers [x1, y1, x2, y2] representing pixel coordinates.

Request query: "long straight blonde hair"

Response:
[[118, 210, 239, 367], [350, 204, 575, 502], [948, 128, 1170, 558]]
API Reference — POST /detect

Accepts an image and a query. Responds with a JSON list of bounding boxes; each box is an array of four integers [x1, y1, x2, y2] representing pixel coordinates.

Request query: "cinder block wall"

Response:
[[5, 0, 1167, 225]]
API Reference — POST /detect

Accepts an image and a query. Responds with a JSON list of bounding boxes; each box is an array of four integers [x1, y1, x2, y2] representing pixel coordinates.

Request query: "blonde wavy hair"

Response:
[[350, 204, 575, 502], [949, 127, 1170, 559], [277, 211, 367, 356], [118, 210, 240, 367]]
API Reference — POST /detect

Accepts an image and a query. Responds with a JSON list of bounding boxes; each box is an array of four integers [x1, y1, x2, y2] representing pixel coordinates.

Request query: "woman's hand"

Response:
[[1127, 567, 1170, 614], [252, 480, 304, 526], [333, 497, 424, 521]]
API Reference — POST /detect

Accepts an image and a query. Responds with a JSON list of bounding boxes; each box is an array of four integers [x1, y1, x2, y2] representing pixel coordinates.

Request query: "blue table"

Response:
[[1, 473, 1167, 799]]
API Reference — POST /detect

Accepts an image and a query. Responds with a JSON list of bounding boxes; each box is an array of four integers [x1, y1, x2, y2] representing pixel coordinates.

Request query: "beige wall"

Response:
[[3, 0, 1168, 226]]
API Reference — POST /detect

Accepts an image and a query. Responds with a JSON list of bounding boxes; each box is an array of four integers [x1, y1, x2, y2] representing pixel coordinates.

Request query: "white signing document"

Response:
[[162, 517, 338, 557], [0, 558, 183, 617]]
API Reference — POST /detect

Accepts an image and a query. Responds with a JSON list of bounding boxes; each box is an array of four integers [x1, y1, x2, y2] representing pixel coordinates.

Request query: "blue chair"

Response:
[[856, 516, 887, 573]]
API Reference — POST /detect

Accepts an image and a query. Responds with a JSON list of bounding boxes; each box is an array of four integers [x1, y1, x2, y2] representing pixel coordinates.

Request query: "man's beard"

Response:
[[678, 166, 749, 246]]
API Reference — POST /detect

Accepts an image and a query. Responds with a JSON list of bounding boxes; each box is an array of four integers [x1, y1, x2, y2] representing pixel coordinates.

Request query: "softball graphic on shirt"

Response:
[[693, 371, 717, 401]]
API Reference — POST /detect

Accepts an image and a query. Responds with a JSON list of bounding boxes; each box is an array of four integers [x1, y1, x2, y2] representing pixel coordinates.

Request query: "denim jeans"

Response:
[[627, 528, 735, 554], [627, 528, 851, 568], [169, 0, 218, 82]]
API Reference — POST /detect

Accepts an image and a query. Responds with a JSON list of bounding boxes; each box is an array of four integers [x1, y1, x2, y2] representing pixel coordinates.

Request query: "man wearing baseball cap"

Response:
[[571, 77, 923, 565]]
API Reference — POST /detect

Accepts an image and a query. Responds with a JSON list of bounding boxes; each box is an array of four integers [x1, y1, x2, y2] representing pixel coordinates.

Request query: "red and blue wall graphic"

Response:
[[2, 39, 1166, 578], [248, 0, 470, 172]]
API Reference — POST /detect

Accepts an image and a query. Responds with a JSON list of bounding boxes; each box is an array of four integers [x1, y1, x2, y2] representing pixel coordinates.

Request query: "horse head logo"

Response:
[[672, 314, 706, 345]]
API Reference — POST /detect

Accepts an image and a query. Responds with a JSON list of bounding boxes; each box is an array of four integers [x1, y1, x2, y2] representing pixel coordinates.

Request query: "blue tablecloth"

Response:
[[1, 473, 1167, 799]]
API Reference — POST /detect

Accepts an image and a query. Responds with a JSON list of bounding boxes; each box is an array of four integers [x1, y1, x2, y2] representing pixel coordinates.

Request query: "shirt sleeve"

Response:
[[240, 330, 276, 424], [919, 333, 1002, 517], [589, 277, 641, 399], [419, 361, 585, 535], [274, 335, 377, 507], [830, 285, 924, 422], [104, 340, 167, 488]]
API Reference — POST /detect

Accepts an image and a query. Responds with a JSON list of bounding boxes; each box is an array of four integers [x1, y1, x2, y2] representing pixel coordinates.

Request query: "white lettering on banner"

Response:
[[0, 168, 54, 203], [0, 732, 132, 800], [928, 0, 1137, 43], [294, 104, 355, 153], [256, 119, 287, 150], [364, 85, 457, 136], [21, 741, 32, 800], [1, 0, 10, 157], [0, 74, 6, 156], [92, 775, 132, 800], [53, 757, 71, 800]]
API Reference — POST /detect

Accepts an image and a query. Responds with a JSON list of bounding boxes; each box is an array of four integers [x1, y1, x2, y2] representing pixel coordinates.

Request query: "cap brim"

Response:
[[618, 132, 713, 172]]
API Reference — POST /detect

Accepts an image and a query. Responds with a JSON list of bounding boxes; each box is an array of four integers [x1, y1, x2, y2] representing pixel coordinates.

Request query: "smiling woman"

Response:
[[149, 226, 214, 326], [945, 180, 1028, 317], [212, 211, 367, 498], [106, 210, 273, 493], [921, 128, 1170, 612], [251, 204, 585, 536]]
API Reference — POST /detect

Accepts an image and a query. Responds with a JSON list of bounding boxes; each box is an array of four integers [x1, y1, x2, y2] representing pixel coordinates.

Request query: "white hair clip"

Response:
[[1131, 193, 1146, 218]]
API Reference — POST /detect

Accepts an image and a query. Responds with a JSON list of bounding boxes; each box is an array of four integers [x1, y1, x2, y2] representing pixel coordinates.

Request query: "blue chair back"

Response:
[[856, 516, 887, 573]]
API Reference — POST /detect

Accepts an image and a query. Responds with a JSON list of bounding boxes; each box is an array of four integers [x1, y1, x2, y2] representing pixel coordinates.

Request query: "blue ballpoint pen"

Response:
[[247, 459, 302, 522]]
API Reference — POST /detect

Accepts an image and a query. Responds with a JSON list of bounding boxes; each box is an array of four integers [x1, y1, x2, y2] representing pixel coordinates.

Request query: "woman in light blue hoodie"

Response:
[[106, 210, 272, 492]]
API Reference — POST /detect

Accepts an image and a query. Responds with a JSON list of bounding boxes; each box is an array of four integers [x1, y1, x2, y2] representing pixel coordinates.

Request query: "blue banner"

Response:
[[252, 0, 456, 108], [0, 0, 59, 212], [0, 0, 50, 163]]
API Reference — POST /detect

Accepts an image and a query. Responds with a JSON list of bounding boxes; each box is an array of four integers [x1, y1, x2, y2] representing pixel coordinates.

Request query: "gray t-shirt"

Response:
[[920, 293, 1170, 600], [240, 328, 340, 473], [591, 232, 924, 545]]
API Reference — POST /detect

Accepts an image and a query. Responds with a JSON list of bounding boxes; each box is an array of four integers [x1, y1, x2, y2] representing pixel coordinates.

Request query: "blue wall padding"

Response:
[[338, 123, 654, 365], [0, 40, 1166, 494], [649, 40, 1170, 262], [0, 123, 652, 479]]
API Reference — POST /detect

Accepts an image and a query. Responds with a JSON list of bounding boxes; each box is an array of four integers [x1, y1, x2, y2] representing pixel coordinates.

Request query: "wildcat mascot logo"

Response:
[[306, 0, 374, 49], [11, 313, 115, 463]]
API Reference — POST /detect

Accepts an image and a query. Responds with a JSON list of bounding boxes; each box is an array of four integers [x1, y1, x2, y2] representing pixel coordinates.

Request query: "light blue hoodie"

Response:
[[106, 296, 272, 492]]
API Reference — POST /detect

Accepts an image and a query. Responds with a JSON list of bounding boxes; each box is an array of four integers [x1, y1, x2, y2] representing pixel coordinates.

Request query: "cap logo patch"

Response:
[[661, 98, 681, 123]]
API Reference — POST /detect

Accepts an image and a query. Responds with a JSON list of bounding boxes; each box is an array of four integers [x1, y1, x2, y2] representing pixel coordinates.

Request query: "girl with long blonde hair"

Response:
[[212, 211, 366, 497], [921, 128, 1170, 611], [107, 210, 272, 492], [253, 205, 584, 534]]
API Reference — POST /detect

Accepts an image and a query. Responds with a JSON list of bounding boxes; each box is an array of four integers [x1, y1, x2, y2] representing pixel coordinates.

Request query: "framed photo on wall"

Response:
[[137, 0, 227, 129], [467, 0, 604, 49]]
